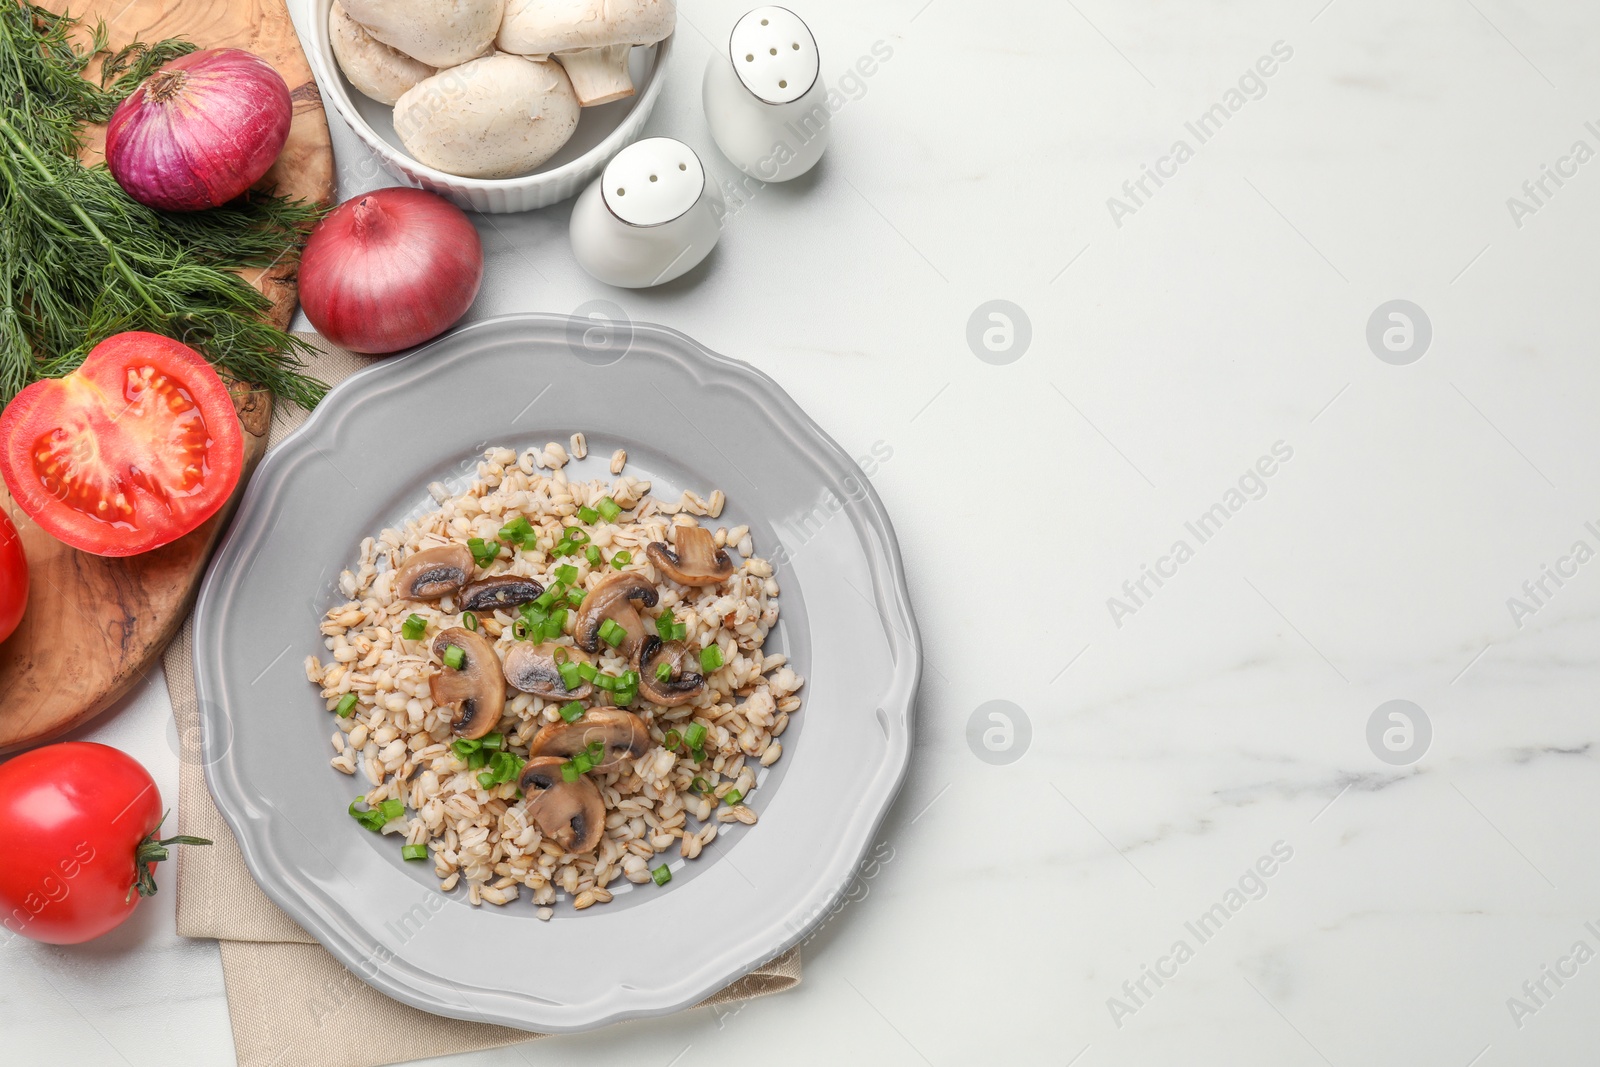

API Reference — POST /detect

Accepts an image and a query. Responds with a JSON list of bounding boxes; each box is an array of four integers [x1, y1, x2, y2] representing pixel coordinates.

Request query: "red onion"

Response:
[[106, 48, 292, 212], [299, 188, 484, 355]]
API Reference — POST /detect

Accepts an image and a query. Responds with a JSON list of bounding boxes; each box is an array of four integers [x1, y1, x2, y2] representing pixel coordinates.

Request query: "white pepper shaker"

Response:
[[568, 137, 725, 288], [702, 6, 829, 182]]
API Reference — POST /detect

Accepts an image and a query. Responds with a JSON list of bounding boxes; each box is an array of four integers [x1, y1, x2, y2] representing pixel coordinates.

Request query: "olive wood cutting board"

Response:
[[0, 0, 335, 752]]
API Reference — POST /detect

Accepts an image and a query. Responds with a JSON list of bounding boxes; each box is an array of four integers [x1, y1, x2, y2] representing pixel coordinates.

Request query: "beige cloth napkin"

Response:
[[168, 334, 800, 1067]]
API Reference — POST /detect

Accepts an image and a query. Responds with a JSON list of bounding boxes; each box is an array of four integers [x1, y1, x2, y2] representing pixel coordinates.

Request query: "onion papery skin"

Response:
[[299, 188, 484, 355], [106, 48, 292, 212]]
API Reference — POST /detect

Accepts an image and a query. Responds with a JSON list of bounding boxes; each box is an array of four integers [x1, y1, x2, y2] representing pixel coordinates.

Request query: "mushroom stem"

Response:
[[556, 45, 635, 106]]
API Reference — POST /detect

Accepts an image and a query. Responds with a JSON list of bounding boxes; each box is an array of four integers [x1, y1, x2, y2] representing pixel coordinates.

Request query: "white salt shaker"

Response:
[[702, 6, 829, 182], [568, 137, 725, 288]]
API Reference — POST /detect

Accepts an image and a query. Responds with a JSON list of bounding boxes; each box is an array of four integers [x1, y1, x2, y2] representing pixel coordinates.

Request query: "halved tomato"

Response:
[[0, 333, 244, 557]]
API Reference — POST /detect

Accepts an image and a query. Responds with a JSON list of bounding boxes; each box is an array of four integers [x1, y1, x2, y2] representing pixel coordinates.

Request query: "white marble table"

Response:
[[6, 0, 1600, 1063]]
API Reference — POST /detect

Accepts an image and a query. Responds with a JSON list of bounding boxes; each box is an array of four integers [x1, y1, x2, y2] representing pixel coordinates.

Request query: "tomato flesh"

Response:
[[0, 332, 243, 556]]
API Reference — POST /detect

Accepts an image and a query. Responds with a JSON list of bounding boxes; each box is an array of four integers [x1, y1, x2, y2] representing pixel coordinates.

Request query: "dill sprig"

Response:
[[0, 3, 327, 409]]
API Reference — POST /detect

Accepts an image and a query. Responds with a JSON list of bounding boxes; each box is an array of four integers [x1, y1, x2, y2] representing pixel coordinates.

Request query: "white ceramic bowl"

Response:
[[305, 0, 673, 213]]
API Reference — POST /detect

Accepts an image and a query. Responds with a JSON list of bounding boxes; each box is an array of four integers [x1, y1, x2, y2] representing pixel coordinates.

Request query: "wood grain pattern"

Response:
[[0, 0, 334, 752]]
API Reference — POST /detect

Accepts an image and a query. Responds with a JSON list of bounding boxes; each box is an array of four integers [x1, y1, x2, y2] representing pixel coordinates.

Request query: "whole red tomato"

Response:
[[0, 742, 208, 944], [0, 507, 24, 643]]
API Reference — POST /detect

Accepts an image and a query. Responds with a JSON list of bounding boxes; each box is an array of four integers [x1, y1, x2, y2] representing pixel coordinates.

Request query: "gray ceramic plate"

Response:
[[193, 314, 919, 1033]]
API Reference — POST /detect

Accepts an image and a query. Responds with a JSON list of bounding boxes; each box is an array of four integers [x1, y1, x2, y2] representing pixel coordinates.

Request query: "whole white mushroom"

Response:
[[340, 0, 504, 69], [394, 53, 580, 179], [328, 1, 435, 106], [496, 0, 674, 106]]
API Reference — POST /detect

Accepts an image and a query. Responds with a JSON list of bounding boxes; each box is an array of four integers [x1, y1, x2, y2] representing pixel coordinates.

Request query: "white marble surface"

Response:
[[6, 0, 1600, 1063]]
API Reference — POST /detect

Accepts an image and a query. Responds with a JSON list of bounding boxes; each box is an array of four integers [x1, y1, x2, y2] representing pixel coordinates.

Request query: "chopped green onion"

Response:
[[533, 586, 559, 610], [690, 746, 706, 763], [592, 672, 617, 692], [442, 645, 465, 670], [499, 515, 534, 545], [560, 761, 580, 783], [558, 661, 583, 691], [585, 545, 602, 566], [492, 752, 523, 782], [563, 527, 590, 545], [451, 738, 481, 759], [685, 723, 708, 749], [402, 844, 428, 861], [655, 612, 676, 640], [467, 537, 500, 568], [614, 686, 637, 706], [560, 701, 585, 723], [462, 611, 479, 632], [663, 729, 682, 750], [577, 505, 600, 524], [598, 618, 626, 647], [699, 645, 724, 673], [566, 588, 586, 607], [652, 864, 671, 886], [656, 662, 674, 683], [541, 611, 566, 641], [723, 789, 744, 806], [621, 669, 639, 687], [512, 619, 531, 641], [690, 777, 709, 794], [401, 614, 427, 640], [480, 733, 503, 750], [477, 770, 495, 788], [555, 563, 578, 585], [551, 540, 579, 558], [381, 798, 405, 822], [576, 662, 598, 682], [335, 693, 358, 718], [597, 497, 622, 522], [611, 550, 632, 569], [468, 750, 488, 770], [349, 797, 388, 832]]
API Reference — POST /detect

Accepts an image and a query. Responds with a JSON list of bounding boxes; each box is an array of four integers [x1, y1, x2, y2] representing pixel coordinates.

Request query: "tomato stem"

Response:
[[128, 810, 211, 902]]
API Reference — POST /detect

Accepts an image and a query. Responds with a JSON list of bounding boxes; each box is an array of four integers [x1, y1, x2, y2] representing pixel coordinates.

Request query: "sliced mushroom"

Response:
[[527, 773, 604, 853], [395, 544, 474, 600], [516, 755, 568, 800], [428, 627, 504, 739], [459, 575, 545, 613], [574, 571, 657, 655], [645, 524, 735, 586], [502, 641, 593, 700], [635, 635, 705, 707], [528, 708, 650, 772]]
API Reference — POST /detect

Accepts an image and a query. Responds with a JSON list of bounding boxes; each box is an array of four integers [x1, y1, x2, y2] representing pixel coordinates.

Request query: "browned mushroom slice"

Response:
[[635, 635, 706, 707], [528, 774, 604, 853], [645, 524, 735, 586], [395, 544, 474, 600], [428, 627, 504, 739], [573, 571, 658, 656], [517, 755, 568, 801], [528, 708, 650, 772], [458, 575, 544, 613], [503, 641, 594, 700]]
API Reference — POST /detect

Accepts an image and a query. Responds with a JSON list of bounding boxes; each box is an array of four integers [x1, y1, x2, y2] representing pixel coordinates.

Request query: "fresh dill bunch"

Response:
[[0, 2, 328, 409]]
